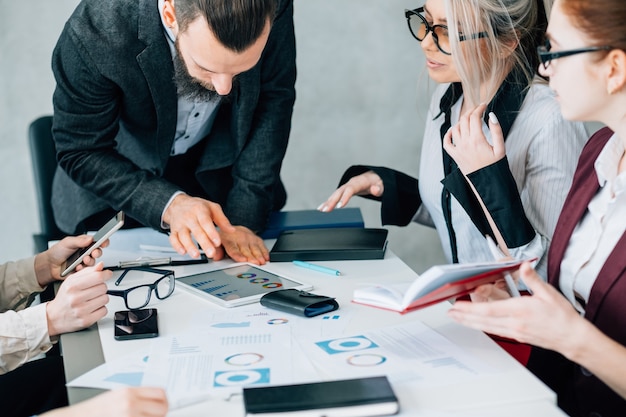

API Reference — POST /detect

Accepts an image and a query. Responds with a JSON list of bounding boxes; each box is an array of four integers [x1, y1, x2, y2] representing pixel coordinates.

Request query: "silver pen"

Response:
[[485, 236, 521, 297], [118, 257, 172, 268]]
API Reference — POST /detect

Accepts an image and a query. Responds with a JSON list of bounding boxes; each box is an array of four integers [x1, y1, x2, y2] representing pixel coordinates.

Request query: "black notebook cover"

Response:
[[269, 227, 388, 262], [243, 376, 399, 416], [260, 208, 365, 239]]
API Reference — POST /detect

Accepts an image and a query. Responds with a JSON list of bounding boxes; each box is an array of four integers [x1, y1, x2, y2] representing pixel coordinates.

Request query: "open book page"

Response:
[[402, 259, 523, 304], [353, 259, 526, 313], [352, 282, 412, 311]]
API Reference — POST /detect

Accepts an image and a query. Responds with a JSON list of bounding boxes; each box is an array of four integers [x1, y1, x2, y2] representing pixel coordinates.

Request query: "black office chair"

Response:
[[28, 116, 66, 356], [28, 115, 65, 254]]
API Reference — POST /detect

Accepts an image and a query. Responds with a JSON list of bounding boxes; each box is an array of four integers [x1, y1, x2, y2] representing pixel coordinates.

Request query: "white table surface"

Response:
[[61, 231, 564, 416]]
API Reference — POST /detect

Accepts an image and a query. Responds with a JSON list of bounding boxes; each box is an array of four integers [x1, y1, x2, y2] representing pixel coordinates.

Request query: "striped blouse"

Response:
[[417, 79, 589, 278]]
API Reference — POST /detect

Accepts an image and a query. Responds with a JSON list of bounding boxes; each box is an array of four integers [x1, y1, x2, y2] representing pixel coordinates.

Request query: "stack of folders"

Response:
[[243, 376, 400, 417]]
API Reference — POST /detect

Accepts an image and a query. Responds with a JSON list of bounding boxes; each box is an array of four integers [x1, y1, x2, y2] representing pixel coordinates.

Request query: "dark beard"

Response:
[[172, 51, 222, 102]]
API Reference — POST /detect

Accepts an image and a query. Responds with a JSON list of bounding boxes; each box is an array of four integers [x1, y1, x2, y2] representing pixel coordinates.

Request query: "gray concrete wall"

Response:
[[0, 0, 446, 273]]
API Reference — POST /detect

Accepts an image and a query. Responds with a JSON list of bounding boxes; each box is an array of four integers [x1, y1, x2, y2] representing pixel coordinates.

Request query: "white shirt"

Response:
[[559, 133, 626, 313], [417, 80, 588, 278]]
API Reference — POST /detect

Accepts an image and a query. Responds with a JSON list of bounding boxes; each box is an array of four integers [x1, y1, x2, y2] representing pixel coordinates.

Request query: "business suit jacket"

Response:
[[50, 0, 296, 234], [527, 127, 626, 417]]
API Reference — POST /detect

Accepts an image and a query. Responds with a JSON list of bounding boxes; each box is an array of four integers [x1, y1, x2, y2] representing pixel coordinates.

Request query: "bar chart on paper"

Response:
[[220, 333, 273, 346]]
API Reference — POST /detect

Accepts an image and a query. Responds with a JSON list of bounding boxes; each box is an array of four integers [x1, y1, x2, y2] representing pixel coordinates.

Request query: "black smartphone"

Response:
[[61, 211, 125, 277], [114, 308, 159, 341]]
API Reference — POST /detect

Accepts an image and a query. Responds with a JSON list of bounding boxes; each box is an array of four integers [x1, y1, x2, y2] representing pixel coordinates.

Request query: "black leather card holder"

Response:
[[260, 289, 339, 317]]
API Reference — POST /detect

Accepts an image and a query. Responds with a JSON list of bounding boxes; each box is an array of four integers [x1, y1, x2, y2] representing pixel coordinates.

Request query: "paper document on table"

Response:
[[73, 306, 298, 410], [301, 320, 495, 386], [142, 324, 294, 408], [189, 305, 349, 383], [67, 351, 148, 390], [188, 304, 353, 340]]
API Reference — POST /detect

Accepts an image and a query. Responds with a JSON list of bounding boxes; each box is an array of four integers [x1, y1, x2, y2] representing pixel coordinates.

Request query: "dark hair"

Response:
[[560, 0, 626, 52], [175, 0, 277, 52]]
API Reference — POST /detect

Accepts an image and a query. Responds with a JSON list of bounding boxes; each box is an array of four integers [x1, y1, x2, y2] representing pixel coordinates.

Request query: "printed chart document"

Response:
[[69, 326, 294, 409], [142, 323, 294, 407], [73, 306, 300, 410], [353, 259, 527, 313], [302, 320, 494, 387], [67, 350, 148, 390]]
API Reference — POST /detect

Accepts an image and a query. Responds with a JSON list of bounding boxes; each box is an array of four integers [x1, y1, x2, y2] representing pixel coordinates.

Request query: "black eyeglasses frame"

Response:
[[537, 40, 613, 69], [405, 7, 488, 55], [107, 267, 176, 310]]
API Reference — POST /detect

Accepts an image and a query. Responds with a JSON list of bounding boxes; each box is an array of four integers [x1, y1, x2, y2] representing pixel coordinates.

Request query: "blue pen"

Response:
[[292, 260, 341, 276]]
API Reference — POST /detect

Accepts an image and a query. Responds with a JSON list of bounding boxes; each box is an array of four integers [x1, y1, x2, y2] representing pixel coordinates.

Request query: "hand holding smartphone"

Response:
[[61, 211, 125, 277]]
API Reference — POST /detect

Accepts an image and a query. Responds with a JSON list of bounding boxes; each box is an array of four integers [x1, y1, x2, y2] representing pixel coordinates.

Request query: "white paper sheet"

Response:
[[301, 319, 496, 386], [67, 350, 148, 390]]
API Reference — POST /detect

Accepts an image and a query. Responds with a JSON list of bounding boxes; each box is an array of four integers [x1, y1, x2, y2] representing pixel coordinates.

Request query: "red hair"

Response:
[[559, 0, 626, 50]]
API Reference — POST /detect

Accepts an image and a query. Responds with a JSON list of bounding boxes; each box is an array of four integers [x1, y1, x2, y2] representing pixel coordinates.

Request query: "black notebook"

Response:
[[243, 376, 399, 416], [269, 227, 388, 262]]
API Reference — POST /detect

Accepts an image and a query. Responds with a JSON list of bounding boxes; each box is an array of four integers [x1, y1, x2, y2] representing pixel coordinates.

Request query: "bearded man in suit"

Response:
[[51, 0, 296, 264]]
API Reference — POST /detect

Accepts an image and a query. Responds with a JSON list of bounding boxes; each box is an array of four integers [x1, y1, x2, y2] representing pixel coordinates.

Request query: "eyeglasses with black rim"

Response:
[[107, 267, 175, 310], [537, 39, 613, 69], [405, 7, 488, 55]]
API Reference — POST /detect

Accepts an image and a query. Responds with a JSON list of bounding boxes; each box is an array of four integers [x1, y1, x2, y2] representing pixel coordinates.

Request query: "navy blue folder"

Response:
[[260, 208, 364, 239]]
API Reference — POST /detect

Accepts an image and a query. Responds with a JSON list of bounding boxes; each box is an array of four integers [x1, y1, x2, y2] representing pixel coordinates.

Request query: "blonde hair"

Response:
[[444, 0, 548, 105]]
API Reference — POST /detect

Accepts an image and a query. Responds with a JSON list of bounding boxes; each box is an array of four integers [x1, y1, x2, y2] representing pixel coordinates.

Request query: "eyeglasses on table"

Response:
[[106, 266, 176, 310]]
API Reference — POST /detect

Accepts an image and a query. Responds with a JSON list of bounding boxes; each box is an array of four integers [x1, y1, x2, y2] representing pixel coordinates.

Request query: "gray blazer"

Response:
[[50, 0, 296, 234]]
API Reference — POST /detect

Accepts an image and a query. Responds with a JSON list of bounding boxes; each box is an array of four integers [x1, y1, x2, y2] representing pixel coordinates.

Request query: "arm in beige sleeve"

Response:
[[0, 257, 46, 311], [0, 257, 53, 374]]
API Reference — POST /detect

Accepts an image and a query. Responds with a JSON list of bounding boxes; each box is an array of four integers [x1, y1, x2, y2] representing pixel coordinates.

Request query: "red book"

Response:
[[353, 259, 530, 313]]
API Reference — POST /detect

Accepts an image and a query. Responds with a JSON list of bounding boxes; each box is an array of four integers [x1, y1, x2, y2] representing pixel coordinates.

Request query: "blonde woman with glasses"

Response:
[[449, 0, 626, 414], [319, 0, 588, 283]]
